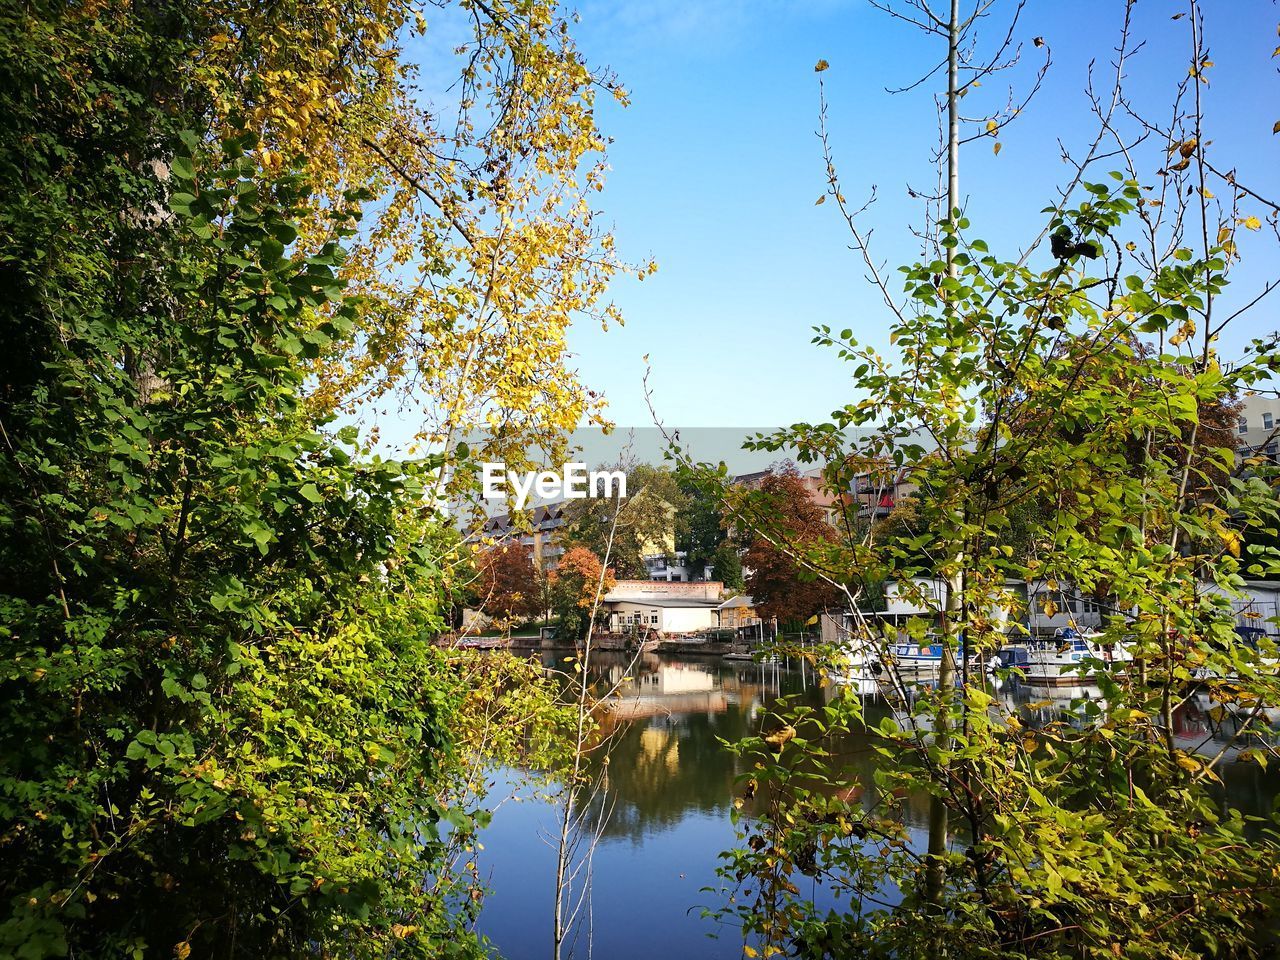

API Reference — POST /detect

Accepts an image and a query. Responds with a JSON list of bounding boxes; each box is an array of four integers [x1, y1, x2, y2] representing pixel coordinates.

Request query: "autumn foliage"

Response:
[[740, 466, 843, 625], [474, 544, 540, 625]]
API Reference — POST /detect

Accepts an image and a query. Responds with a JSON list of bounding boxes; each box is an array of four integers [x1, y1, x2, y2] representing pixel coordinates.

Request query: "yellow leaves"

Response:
[[391, 924, 419, 939], [1241, 215, 1263, 231], [1218, 526, 1242, 558], [1168, 320, 1196, 346], [1175, 752, 1202, 774], [764, 726, 797, 751], [175, 943, 191, 960], [814, 59, 830, 72]]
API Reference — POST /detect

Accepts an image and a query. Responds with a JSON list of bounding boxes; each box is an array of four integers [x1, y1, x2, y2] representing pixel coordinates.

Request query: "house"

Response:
[[716, 594, 758, 628], [602, 580, 724, 634]]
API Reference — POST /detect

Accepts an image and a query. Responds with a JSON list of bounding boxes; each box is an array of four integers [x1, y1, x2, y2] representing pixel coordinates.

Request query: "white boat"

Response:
[[1006, 628, 1131, 684]]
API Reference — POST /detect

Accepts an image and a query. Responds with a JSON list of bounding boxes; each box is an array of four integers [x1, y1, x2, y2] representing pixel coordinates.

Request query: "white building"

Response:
[[643, 550, 713, 583], [1237, 394, 1280, 460], [602, 579, 723, 634]]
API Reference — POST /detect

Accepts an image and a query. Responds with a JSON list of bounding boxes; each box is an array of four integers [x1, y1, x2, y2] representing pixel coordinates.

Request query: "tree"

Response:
[[739, 465, 844, 625], [563, 463, 685, 579], [711, 541, 745, 591], [0, 2, 589, 955], [548, 546, 615, 641], [706, 4, 1280, 957], [474, 543, 540, 626], [676, 475, 742, 586]]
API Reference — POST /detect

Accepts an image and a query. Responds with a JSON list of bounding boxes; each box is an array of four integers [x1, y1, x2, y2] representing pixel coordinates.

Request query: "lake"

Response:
[[470, 651, 1280, 960]]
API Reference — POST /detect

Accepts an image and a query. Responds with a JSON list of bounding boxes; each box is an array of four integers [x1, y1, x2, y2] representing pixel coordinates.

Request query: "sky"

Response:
[[512, 0, 1280, 431], [379, 0, 1280, 461]]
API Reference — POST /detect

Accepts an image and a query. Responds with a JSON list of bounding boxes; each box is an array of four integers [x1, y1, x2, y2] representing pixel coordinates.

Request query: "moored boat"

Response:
[[1000, 628, 1131, 684]]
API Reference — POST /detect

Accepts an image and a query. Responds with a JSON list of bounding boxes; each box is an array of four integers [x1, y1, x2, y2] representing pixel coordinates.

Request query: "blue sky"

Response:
[[537, 0, 1280, 429]]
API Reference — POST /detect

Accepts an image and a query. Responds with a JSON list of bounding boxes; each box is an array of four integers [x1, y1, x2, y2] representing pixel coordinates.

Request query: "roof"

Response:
[[717, 595, 755, 609], [604, 597, 722, 609]]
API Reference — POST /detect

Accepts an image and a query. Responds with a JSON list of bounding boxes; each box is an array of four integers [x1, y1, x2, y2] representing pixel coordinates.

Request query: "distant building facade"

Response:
[[1238, 394, 1280, 461]]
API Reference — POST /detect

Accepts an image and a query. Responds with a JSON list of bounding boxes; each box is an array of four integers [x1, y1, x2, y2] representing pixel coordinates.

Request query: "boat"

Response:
[[882, 640, 947, 671], [1001, 627, 1131, 684]]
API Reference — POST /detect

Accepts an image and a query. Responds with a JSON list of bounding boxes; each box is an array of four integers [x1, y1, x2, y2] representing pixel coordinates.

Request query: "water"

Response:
[[470, 652, 1280, 959]]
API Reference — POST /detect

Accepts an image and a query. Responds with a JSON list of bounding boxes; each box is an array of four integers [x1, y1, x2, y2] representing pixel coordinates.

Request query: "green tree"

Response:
[[677, 475, 743, 587], [0, 3, 571, 956], [563, 463, 685, 579]]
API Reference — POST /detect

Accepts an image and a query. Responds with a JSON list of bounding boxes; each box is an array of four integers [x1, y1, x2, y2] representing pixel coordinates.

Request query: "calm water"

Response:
[[471, 652, 1280, 960]]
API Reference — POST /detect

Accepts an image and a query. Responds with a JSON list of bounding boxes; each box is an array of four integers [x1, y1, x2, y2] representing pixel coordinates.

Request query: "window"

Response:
[[649, 614, 659, 625], [1265, 413, 1274, 431], [1240, 417, 1249, 435]]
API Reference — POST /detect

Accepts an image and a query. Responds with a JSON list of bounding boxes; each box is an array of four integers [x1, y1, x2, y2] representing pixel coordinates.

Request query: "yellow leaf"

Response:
[[1176, 753, 1201, 773], [814, 59, 830, 73], [1179, 137, 1197, 158], [986, 119, 998, 134], [175, 944, 191, 960], [815, 195, 826, 205], [1219, 527, 1242, 558], [1242, 215, 1262, 231], [993, 142, 1002, 156], [1273, 120, 1280, 134]]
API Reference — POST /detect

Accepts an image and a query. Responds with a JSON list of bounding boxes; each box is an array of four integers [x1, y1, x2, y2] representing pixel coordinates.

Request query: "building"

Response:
[[643, 551, 713, 583], [479, 502, 567, 571], [602, 580, 724, 634], [850, 466, 917, 520], [716, 594, 758, 628], [733, 466, 846, 525], [1237, 394, 1280, 461]]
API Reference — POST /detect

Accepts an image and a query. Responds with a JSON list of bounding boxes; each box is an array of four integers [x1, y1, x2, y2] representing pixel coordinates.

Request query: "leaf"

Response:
[[1241, 215, 1262, 231], [986, 119, 998, 134], [815, 195, 826, 205], [814, 59, 830, 73], [993, 142, 1002, 156], [299, 483, 323, 503]]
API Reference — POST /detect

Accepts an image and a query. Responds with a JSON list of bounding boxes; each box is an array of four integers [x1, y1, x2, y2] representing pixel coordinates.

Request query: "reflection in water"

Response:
[[473, 654, 1280, 960]]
